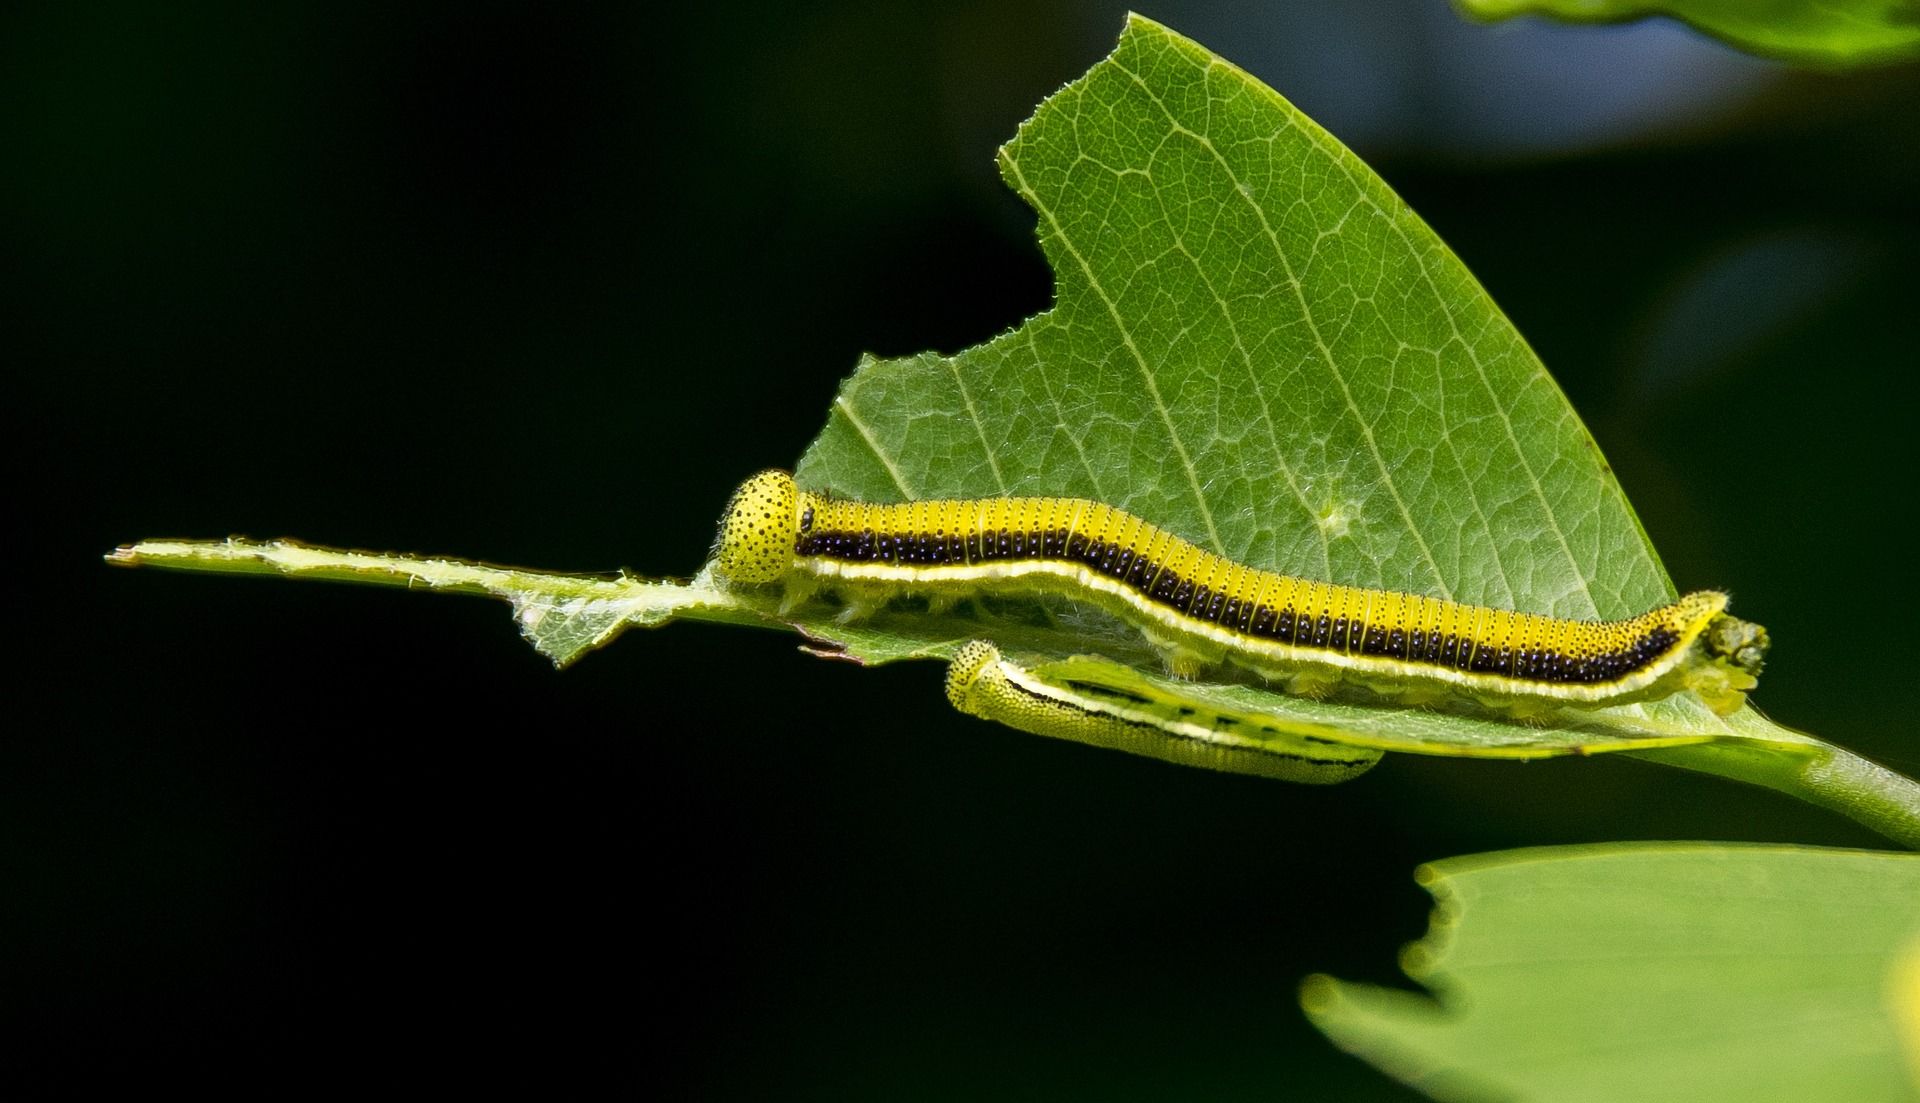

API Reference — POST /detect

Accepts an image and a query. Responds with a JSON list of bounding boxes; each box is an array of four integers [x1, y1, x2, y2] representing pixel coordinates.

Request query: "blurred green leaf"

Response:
[[1454, 0, 1920, 67], [1304, 844, 1920, 1102]]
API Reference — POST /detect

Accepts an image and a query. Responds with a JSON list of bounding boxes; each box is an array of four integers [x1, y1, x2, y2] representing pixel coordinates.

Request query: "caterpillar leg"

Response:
[[1139, 627, 1215, 681], [1162, 648, 1210, 681], [1284, 669, 1340, 700], [777, 575, 822, 616], [1687, 615, 1768, 715], [1688, 667, 1758, 716], [1392, 682, 1451, 709], [1477, 692, 1561, 725], [834, 596, 884, 624]]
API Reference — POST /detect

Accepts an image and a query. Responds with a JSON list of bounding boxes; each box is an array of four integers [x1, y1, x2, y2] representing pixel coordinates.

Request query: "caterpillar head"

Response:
[[714, 469, 803, 584], [944, 640, 1004, 711]]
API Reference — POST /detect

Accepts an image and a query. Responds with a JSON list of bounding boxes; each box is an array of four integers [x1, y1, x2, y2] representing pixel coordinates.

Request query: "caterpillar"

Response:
[[944, 641, 1380, 783], [714, 470, 1769, 718]]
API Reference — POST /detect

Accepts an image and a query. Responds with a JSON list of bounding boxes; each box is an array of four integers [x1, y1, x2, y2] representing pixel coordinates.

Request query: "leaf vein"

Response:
[[1113, 60, 1453, 599], [832, 394, 916, 498], [1003, 152, 1228, 554]]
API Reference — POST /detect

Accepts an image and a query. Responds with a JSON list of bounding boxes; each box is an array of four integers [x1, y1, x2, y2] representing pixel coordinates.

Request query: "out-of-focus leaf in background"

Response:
[[1455, 0, 1920, 67], [1305, 844, 1920, 1102]]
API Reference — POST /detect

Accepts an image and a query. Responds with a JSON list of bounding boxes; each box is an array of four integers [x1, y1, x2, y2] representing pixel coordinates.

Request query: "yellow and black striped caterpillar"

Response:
[[714, 470, 1769, 718]]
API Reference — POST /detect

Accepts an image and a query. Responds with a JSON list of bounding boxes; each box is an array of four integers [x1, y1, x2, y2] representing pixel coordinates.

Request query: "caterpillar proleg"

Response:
[[715, 470, 1769, 717], [944, 641, 1380, 783]]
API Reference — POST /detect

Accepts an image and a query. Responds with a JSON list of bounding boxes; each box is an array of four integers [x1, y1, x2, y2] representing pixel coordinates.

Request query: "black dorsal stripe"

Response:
[[795, 523, 1685, 686]]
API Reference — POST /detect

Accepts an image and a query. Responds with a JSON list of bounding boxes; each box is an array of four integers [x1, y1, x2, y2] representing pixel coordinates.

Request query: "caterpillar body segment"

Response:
[[943, 641, 1380, 784], [713, 470, 1769, 717]]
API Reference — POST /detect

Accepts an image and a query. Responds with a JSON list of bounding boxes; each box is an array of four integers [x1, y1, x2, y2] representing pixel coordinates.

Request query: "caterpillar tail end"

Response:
[[1705, 614, 1769, 679], [1689, 613, 1770, 715]]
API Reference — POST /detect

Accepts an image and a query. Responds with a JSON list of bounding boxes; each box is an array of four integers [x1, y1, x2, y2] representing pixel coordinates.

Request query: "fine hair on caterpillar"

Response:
[[714, 470, 1770, 718]]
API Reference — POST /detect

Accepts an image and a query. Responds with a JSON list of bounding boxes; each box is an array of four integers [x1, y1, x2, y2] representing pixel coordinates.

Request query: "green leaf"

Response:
[[1452, 0, 1920, 67], [804, 15, 1675, 651], [105, 16, 1920, 843], [1303, 844, 1920, 1102], [788, 13, 1920, 838], [806, 17, 1678, 630]]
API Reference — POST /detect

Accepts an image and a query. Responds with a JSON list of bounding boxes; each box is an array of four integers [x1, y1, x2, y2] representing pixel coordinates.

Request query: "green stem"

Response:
[[1628, 741, 1920, 850], [105, 537, 779, 667], [106, 537, 646, 600]]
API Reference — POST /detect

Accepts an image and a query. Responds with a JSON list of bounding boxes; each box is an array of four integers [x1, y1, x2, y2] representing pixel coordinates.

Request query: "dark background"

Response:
[[10, 1, 1917, 1097]]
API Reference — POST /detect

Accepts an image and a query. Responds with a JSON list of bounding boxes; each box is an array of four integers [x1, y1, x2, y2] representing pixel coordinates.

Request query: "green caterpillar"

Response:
[[715, 470, 1769, 718], [943, 641, 1380, 783]]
